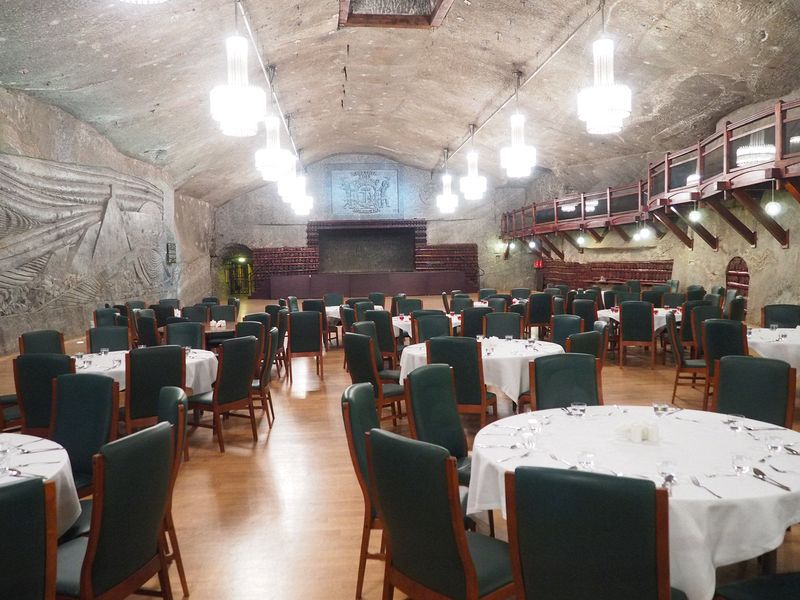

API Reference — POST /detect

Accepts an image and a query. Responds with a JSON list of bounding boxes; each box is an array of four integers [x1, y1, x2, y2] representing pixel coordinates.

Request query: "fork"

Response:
[[769, 464, 800, 475], [498, 450, 531, 463], [549, 452, 573, 467], [690, 475, 722, 499]]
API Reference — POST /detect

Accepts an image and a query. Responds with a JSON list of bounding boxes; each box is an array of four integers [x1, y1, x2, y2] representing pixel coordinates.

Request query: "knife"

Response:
[[752, 467, 791, 491]]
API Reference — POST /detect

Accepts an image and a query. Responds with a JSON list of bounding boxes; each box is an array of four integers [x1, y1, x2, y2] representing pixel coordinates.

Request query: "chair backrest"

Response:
[[762, 304, 800, 328], [650, 284, 671, 294], [726, 296, 745, 321], [506, 467, 668, 600], [543, 287, 562, 297], [703, 293, 722, 309], [157, 386, 188, 481], [341, 383, 380, 517], [227, 296, 240, 315], [531, 353, 600, 409], [215, 336, 258, 406], [158, 298, 180, 309], [427, 336, 484, 406], [527, 293, 552, 325], [552, 296, 565, 316], [592, 320, 609, 361], [323, 292, 344, 307], [440, 291, 450, 313], [150, 304, 175, 328], [19, 329, 65, 355], [84, 423, 172, 598], [135, 315, 160, 347], [484, 312, 523, 339], [619, 301, 654, 342], [625, 280, 641, 295], [460, 307, 493, 338], [276, 308, 289, 349], [415, 314, 452, 343], [264, 304, 283, 325], [344, 333, 380, 391], [602, 290, 616, 309], [339, 305, 356, 333], [352, 321, 384, 368], [666, 279, 680, 292], [553, 284, 570, 296], [244, 313, 272, 358], [210, 304, 236, 322], [14, 353, 75, 433], [0, 478, 56, 600], [113, 314, 128, 328], [511, 287, 530, 300], [94, 308, 119, 328], [354, 301, 374, 322], [478, 287, 497, 299], [715, 356, 795, 427], [201, 296, 219, 305], [641, 290, 663, 307], [52, 373, 118, 480], [571, 299, 597, 329], [183, 304, 209, 323], [301, 299, 327, 329], [665, 311, 686, 368], [451, 296, 474, 313], [235, 321, 265, 377], [365, 310, 396, 355], [486, 297, 507, 313], [368, 429, 474, 599], [550, 314, 583, 348], [397, 298, 423, 314], [86, 326, 130, 353], [287, 311, 322, 353], [680, 300, 711, 342], [565, 330, 603, 359], [691, 304, 722, 352], [662, 292, 686, 308], [257, 327, 279, 387], [166, 322, 204, 350], [404, 364, 467, 459], [368, 292, 386, 307], [722, 289, 738, 316], [509, 303, 526, 320], [703, 318, 747, 377], [709, 285, 725, 296], [126, 300, 146, 310], [686, 285, 706, 301], [126, 346, 185, 423], [390, 294, 406, 316], [411, 309, 446, 320], [286, 296, 300, 313], [615, 291, 639, 304], [565, 290, 577, 313]]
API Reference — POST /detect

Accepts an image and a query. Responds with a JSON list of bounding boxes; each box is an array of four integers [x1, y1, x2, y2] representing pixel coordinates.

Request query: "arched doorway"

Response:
[[221, 244, 254, 296], [725, 256, 749, 301]]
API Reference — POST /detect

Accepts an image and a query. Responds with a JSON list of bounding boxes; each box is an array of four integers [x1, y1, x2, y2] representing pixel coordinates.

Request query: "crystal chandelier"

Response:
[[459, 125, 487, 200], [255, 116, 296, 181], [686, 172, 700, 186], [500, 74, 537, 179], [279, 174, 313, 215], [209, 5, 266, 137], [436, 149, 459, 214], [735, 129, 775, 167]]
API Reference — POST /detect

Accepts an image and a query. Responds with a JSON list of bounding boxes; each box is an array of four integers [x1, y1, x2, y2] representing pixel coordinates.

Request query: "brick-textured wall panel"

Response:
[[541, 259, 674, 290], [415, 244, 479, 291]]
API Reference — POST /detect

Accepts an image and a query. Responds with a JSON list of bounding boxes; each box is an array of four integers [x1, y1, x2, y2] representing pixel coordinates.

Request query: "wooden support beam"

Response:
[[670, 206, 719, 250], [651, 210, 693, 249], [587, 228, 608, 243], [780, 179, 800, 206], [539, 236, 564, 260], [731, 189, 790, 248], [429, 0, 456, 26], [342, 13, 432, 28], [532, 237, 551, 259], [611, 224, 631, 243], [650, 220, 668, 239], [705, 198, 757, 246], [561, 232, 584, 254], [338, 0, 351, 26]]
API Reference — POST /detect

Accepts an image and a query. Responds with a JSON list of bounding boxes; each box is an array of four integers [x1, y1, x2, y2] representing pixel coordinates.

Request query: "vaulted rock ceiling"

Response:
[[2, 0, 800, 205]]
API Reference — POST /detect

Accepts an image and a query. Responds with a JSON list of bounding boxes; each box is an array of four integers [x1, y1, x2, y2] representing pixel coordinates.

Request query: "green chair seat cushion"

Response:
[[456, 456, 471, 486], [59, 499, 92, 543], [379, 369, 401, 382], [671, 588, 689, 600], [685, 358, 706, 369], [465, 532, 513, 597], [55, 536, 89, 597], [0, 394, 16, 406], [188, 392, 214, 406], [715, 573, 800, 600], [382, 383, 405, 398], [72, 471, 92, 491], [2, 404, 20, 422], [486, 391, 496, 402]]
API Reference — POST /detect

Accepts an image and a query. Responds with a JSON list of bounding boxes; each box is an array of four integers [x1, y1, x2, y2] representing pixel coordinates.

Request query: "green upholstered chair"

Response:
[[567, 291, 579, 313], [550, 314, 583, 349], [286, 296, 300, 312], [286, 311, 324, 383], [666, 279, 680, 292], [227, 296, 240, 317], [182, 304, 209, 323], [264, 304, 283, 325], [243, 313, 272, 359], [323, 292, 344, 307], [489, 293, 513, 306], [518, 353, 601, 412], [302, 299, 336, 348], [619, 301, 656, 367], [452, 296, 475, 313], [615, 291, 640, 304], [441, 291, 451, 313], [427, 336, 497, 426], [188, 336, 259, 452], [404, 364, 471, 486], [201, 296, 219, 305], [544, 287, 562, 298], [452, 291, 468, 299], [352, 321, 400, 382], [690, 304, 723, 359], [366, 309, 399, 368], [135, 315, 161, 347], [341, 383, 383, 600], [344, 332, 404, 425], [663, 292, 686, 308], [18, 329, 65, 355], [703, 293, 722, 309], [235, 320, 266, 380], [680, 299, 710, 352], [94, 308, 119, 328], [571, 298, 597, 330], [340, 305, 357, 369], [526, 292, 553, 340], [486, 297, 507, 312], [165, 322, 205, 350], [390, 294, 406, 316], [210, 304, 236, 322], [625, 279, 641, 295], [565, 330, 604, 362], [367, 429, 514, 600], [397, 297, 423, 315], [709, 284, 725, 296], [641, 289, 664, 307], [126, 300, 147, 310], [665, 311, 706, 404], [52, 373, 119, 497], [124, 345, 185, 434], [278, 298, 287, 308], [762, 304, 800, 328], [411, 309, 445, 319], [346, 297, 369, 308], [702, 318, 748, 409], [722, 289, 738, 316], [274, 308, 290, 378], [252, 327, 279, 427], [716, 573, 800, 600], [461, 307, 494, 338], [86, 326, 130, 353], [553, 284, 570, 296], [0, 478, 56, 600], [13, 353, 75, 437], [354, 300, 374, 322], [484, 312, 523, 339], [479, 287, 497, 300], [368, 292, 386, 308], [149, 304, 176, 328], [509, 303, 526, 323], [650, 284, 671, 294], [552, 296, 565, 316], [415, 314, 453, 344], [593, 320, 611, 361], [505, 467, 686, 600], [686, 285, 706, 302], [511, 287, 530, 300], [602, 290, 616, 309], [0, 391, 19, 431], [714, 356, 795, 428], [726, 296, 746, 321], [158, 298, 180, 309], [55, 423, 173, 600]]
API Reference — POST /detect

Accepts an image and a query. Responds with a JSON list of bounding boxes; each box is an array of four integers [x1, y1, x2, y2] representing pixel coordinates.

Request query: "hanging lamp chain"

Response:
[[601, 0, 606, 34]]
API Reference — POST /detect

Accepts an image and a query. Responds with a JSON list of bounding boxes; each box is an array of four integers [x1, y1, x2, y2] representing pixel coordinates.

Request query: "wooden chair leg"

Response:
[[702, 379, 710, 411], [214, 411, 225, 453], [355, 517, 372, 600], [265, 388, 275, 428], [319, 352, 324, 379], [381, 563, 394, 600], [248, 401, 259, 442], [157, 539, 175, 600], [671, 373, 679, 404], [164, 512, 189, 597]]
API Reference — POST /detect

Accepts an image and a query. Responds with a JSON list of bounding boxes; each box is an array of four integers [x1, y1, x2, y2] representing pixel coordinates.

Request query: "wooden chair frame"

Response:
[[84, 329, 132, 354], [565, 328, 608, 368], [412, 316, 453, 345], [518, 357, 603, 413], [286, 312, 324, 384], [162, 403, 189, 597], [124, 352, 186, 434], [18, 330, 66, 355], [362, 338, 402, 424], [14, 357, 76, 437], [482, 314, 524, 339], [165, 323, 206, 351], [618, 309, 656, 368], [710, 359, 796, 427], [504, 472, 671, 600], [701, 321, 748, 409], [251, 331, 276, 428]]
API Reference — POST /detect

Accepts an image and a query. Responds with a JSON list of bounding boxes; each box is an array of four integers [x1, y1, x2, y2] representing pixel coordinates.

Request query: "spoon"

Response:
[[768, 464, 800, 475], [690, 475, 722, 499], [15, 447, 63, 455], [752, 467, 791, 491], [4, 469, 42, 479], [477, 443, 521, 449]]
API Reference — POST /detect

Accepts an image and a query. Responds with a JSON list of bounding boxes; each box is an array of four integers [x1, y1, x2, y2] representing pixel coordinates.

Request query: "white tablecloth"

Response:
[[468, 406, 800, 600], [398, 338, 564, 400], [0, 433, 81, 537], [325, 305, 384, 320], [748, 327, 800, 370], [80, 349, 218, 394], [598, 307, 681, 331], [392, 314, 461, 337]]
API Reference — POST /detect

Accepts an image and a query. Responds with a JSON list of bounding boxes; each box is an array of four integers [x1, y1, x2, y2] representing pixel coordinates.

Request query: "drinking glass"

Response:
[[577, 451, 595, 471], [770, 323, 778, 332], [100, 347, 109, 356], [652, 402, 670, 418], [520, 431, 536, 450], [527, 418, 542, 435], [504, 335, 513, 341], [570, 402, 587, 417], [476, 334, 485, 342], [732, 454, 751, 476], [399, 313, 405, 321], [656, 460, 677, 485], [727, 414, 745, 433], [765, 436, 784, 458], [0, 442, 11, 475]]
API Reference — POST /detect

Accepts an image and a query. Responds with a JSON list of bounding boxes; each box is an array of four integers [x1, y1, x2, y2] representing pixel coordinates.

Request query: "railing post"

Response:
[[646, 163, 653, 207], [723, 120, 732, 174], [606, 187, 612, 218], [775, 100, 784, 162], [580, 192, 585, 220], [664, 152, 671, 194], [696, 141, 704, 183], [638, 180, 644, 212]]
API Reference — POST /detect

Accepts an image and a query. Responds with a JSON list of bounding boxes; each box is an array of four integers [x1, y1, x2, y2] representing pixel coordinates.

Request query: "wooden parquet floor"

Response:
[[1, 296, 798, 599]]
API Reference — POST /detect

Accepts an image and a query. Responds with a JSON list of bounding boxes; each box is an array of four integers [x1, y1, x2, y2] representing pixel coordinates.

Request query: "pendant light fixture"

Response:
[[764, 181, 782, 216], [255, 116, 296, 181], [209, 1, 266, 137], [500, 72, 537, 179], [736, 129, 776, 167], [688, 201, 702, 222], [436, 149, 459, 214], [577, 1, 632, 135], [459, 125, 487, 200]]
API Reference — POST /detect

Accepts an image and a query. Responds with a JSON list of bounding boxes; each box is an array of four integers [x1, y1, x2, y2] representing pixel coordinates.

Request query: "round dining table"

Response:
[[325, 304, 384, 320], [79, 349, 219, 394], [467, 406, 800, 600], [398, 337, 564, 401], [747, 327, 800, 370], [598, 306, 681, 331], [392, 314, 461, 337], [0, 433, 81, 537]]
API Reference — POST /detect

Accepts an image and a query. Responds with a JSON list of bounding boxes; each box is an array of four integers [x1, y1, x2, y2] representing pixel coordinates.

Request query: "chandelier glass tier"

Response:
[[459, 126, 487, 200], [500, 112, 537, 178], [436, 149, 459, 214], [577, 37, 631, 134], [735, 129, 776, 167], [209, 18, 266, 138], [255, 116, 296, 181]]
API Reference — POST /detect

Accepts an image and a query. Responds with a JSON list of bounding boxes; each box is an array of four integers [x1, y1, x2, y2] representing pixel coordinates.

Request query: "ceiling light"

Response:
[[688, 208, 702, 222], [237, 256, 247, 263], [509, 241, 517, 250], [528, 240, 536, 249], [735, 129, 775, 167], [495, 240, 506, 253], [277, 161, 299, 202], [577, 36, 632, 134], [437, 149, 459, 214], [639, 225, 652, 240], [585, 200, 598, 212], [765, 200, 782, 216], [460, 151, 488, 200], [632, 231, 641, 241], [577, 235, 586, 246], [561, 203, 578, 213], [500, 112, 537, 178], [255, 116, 295, 181], [790, 135, 800, 147], [686, 172, 700, 186]]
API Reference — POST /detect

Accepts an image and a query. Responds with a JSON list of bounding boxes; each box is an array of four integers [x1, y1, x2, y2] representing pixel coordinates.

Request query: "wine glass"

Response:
[[727, 414, 745, 433], [0, 442, 11, 476], [504, 335, 513, 341], [100, 347, 109, 356], [765, 436, 784, 458], [577, 451, 595, 471], [519, 431, 536, 450], [652, 402, 670, 418], [732, 454, 751, 476], [656, 460, 677, 490], [527, 418, 542, 435], [570, 402, 587, 417]]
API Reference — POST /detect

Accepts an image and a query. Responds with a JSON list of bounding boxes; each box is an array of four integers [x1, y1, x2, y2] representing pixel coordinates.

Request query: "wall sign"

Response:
[[166, 242, 177, 264], [331, 169, 399, 217]]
